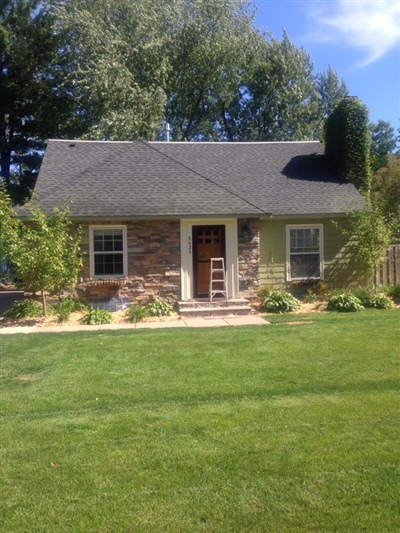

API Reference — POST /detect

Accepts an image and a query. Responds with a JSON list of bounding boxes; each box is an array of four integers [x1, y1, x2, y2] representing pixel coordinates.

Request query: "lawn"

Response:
[[1, 309, 399, 532]]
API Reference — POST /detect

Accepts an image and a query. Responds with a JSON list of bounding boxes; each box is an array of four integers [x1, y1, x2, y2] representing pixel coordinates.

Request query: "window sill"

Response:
[[86, 278, 126, 286]]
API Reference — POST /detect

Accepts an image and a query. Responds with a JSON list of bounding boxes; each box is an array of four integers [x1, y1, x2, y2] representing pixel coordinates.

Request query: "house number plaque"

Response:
[[188, 236, 192, 255]]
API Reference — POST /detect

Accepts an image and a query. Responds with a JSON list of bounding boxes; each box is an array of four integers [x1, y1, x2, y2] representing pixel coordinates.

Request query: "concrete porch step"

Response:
[[177, 299, 252, 318]]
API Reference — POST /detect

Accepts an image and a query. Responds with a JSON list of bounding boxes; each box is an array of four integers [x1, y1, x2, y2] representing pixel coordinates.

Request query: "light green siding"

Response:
[[259, 218, 362, 289]]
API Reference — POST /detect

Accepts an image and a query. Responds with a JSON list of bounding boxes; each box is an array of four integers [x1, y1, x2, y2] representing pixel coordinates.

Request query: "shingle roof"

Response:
[[24, 139, 365, 218]]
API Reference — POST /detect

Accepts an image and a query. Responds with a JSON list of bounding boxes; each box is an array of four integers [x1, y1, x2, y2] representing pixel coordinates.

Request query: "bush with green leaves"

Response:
[[57, 297, 87, 323], [4, 299, 43, 319], [260, 290, 300, 314], [126, 304, 148, 324], [351, 286, 393, 309], [363, 294, 393, 309], [257, 286, 272, 301], [327, 292, 364, 313], [82, 307, 112, 325], [301, 280, 332, 303], [384, 284, 400, 300], [146, 297, 175, 317]]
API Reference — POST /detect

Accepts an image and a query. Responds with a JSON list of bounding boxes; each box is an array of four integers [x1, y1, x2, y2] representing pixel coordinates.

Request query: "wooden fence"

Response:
[[376, 243, 400, 286]]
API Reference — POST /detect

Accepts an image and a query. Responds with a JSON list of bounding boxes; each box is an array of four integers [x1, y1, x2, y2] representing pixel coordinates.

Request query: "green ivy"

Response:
[[324, 97, 371, 194]]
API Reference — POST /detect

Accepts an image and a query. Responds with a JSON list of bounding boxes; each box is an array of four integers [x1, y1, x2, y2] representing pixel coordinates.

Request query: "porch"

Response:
[[177, 298, 253, 318]]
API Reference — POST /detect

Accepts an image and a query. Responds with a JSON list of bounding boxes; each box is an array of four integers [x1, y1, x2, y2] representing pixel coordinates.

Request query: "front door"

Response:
[[192, 225, 226, 298]]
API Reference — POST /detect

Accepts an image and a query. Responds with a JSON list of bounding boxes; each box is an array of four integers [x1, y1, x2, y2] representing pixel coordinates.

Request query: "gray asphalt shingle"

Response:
[[25, 139, 365, 218]]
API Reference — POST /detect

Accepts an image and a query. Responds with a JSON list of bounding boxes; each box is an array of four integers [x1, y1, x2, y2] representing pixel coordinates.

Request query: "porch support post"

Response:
[[225, 220, 239, 299], [180, 220, 193, 301]]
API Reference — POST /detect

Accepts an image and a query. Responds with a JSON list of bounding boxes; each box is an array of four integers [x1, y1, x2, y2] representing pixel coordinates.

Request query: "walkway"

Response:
[[0, 315, 267, 335]]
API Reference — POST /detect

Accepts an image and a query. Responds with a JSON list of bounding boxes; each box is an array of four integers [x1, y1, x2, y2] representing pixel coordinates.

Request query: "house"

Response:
[[26, 139, 366, 311]]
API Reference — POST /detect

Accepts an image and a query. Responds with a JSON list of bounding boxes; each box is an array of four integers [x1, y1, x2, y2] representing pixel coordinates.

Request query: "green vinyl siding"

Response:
[[260, 218, 363, 289]]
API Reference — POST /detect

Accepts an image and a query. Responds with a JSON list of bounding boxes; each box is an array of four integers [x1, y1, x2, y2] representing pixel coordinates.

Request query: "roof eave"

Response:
[[262, 211, 364, 220]]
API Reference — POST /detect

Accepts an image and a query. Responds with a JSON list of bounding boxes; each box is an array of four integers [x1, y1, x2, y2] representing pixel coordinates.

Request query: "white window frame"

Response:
[[89, 225, 128, 279], [286, 224, 324, 281]]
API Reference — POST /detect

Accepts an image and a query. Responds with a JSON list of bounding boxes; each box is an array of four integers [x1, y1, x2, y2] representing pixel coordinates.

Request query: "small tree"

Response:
[[7, 200, 83, 315], [336, 207, 393, 283]]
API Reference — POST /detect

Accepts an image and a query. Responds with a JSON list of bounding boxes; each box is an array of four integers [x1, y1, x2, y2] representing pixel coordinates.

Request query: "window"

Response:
[[286, 225, 323, 281], [90, 226, 127, 278]]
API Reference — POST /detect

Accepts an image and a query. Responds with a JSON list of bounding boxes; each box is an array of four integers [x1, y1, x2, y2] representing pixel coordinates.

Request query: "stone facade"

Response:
[[237, 218, 260, 303], [76, 220, 181, 305], [72, 218, 261, 307]]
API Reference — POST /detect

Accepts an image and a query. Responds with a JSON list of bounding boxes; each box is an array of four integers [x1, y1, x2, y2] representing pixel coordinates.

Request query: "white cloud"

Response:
[[306, 0, 400, 66]]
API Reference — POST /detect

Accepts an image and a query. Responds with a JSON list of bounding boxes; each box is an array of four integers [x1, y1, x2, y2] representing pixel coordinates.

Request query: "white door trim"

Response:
[[180, 218, 239, 300]]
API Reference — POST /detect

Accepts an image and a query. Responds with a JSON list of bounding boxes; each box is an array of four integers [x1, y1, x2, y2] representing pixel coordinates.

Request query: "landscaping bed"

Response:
[[0, 309, 180, 329], [1, 295, 399, 330]]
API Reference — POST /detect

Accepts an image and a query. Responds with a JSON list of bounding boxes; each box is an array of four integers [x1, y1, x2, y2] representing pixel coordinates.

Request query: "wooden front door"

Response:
[[192, 225, 226, 298]]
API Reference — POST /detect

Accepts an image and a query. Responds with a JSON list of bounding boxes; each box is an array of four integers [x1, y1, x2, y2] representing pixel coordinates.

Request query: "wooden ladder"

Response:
[[209, 257, 227, 301]]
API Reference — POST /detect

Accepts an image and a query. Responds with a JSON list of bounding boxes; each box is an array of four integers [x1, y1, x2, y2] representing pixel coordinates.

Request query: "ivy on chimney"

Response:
[[324, 97, 371, 196]]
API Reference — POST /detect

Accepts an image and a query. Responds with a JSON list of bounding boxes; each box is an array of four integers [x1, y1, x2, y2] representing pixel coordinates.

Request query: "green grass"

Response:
[[1, 309, 399, 532]]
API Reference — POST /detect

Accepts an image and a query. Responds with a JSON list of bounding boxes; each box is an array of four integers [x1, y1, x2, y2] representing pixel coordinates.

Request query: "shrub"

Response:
[[257, 286, 272, 301], [327, 292, 364, 312], [126, 304, 148, 324], [364, 294, 393, 309], [57, 297, 86, 322], [351, 286, 372, 301], [363, 293, 393, 309], [311, 280, 332, 301], [384, 284, 400, 300], [303, 281, 332, 303], [260, 290, 300, 314], [146, 297, 175, 317], [351, 287, 394, 309], [4, 299, 43, 319], [82, 307, 112, 325]]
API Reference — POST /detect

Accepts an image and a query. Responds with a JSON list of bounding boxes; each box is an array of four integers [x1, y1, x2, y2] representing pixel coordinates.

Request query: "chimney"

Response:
[[165, 122, 171, 142]]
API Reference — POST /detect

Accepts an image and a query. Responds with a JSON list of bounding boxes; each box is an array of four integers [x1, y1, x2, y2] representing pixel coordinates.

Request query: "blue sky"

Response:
[[252, 0, 400, 131]]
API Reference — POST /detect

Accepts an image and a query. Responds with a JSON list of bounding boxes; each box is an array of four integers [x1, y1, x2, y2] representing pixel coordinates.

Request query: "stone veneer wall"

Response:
[[237, 218, 260, 304], [76, 220, 181, 304]]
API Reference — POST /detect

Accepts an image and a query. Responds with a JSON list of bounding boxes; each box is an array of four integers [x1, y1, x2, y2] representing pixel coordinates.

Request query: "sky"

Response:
[[252, 0, 400, 131]]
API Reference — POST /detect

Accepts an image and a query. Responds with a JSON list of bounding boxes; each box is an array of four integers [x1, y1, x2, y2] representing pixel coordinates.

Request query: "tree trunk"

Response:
[[41, 289, 47, 316]]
